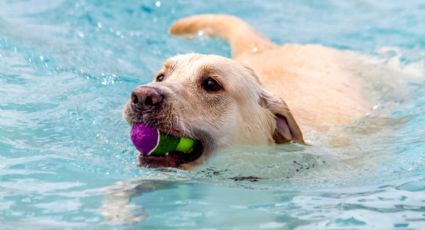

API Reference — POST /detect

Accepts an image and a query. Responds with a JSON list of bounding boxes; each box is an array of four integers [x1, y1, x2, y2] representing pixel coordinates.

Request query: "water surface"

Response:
[[1, 0, 425, 229]]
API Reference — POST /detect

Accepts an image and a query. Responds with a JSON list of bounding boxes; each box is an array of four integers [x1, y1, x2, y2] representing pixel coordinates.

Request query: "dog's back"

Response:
[[170, 14, 372, 133]]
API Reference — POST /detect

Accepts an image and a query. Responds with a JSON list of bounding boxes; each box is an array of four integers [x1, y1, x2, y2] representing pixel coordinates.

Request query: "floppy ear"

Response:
[[259, 91, 305, 144]]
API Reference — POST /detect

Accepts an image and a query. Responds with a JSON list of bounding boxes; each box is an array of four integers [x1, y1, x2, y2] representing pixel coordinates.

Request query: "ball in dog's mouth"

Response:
[[130, 123, 204, 167]]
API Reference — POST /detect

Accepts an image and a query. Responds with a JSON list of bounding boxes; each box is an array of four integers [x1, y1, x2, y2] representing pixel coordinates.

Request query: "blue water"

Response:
[[1, 0, 425, 229]]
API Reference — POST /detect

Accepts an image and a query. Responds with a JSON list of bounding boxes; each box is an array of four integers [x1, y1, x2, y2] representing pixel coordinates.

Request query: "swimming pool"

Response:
[[1, 0, 425, 229]]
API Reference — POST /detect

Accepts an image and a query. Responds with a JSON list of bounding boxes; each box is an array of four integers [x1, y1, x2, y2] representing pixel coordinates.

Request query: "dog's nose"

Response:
[[131, 86, 164, 107]]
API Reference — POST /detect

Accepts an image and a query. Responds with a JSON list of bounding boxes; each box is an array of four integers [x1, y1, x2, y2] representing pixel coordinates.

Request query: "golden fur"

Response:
[[170, 14, 372, 133], [124, 14, 374, 168]]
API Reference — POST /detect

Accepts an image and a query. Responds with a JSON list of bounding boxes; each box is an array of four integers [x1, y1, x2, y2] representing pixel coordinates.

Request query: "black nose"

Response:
[[131, 86, 164, 107]]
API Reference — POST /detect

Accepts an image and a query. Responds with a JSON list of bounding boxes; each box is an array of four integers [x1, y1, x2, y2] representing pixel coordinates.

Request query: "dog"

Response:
[[108, 13, 419, 223], [123, 14, 374, 169]]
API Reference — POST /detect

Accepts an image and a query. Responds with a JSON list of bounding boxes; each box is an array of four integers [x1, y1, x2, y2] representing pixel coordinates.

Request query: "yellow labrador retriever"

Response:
[[108, 13, 406, 223], [123, 14, 373, 169]]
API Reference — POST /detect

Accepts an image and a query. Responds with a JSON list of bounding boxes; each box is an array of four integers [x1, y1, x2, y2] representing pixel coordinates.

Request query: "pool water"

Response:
[[1, 0, 425, 229]]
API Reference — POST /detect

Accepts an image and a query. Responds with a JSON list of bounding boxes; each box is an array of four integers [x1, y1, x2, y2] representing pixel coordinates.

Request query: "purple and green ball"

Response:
[[130, 123, 196, 156]]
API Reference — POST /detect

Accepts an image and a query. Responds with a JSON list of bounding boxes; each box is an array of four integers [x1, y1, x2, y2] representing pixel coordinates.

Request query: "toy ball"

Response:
[[130, 123, 196, 156]]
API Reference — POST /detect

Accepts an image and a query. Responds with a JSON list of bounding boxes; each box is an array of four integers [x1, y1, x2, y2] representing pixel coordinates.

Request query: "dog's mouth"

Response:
[[138, 139, 204, 168], [126, 103, 208, 168], [133, 121, 205, 168]]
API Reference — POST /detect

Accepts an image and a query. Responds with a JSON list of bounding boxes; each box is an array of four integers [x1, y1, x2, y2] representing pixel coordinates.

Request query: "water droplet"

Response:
[[97, 22, 103, 28], [39, 55, 44, 61], [77, 31, 85, 38], [115, 31, 124, 38], [155, 1, 161, 7]]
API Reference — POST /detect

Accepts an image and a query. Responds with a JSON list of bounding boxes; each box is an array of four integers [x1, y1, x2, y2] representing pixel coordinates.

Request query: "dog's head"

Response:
[[123, 54, 304, 168]]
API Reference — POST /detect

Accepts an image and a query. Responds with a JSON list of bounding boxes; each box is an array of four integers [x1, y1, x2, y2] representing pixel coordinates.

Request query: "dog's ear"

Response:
[[259, 91, 305, 144]]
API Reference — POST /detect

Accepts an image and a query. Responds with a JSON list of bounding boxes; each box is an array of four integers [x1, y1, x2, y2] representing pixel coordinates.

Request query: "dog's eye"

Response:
[[156, 73, 165, 82], [202, 77, 222, 92]]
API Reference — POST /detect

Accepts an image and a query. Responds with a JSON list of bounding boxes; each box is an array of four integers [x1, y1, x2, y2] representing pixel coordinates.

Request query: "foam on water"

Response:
[[1, 0, 425, 228]]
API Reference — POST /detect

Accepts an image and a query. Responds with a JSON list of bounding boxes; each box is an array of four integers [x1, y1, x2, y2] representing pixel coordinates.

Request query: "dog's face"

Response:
[[124, 54, 304, 168]]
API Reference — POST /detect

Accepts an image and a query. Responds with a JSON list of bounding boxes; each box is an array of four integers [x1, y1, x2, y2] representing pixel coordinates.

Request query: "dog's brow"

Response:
[[200, 66, 219, 76], [163, 61, 177, 73]]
